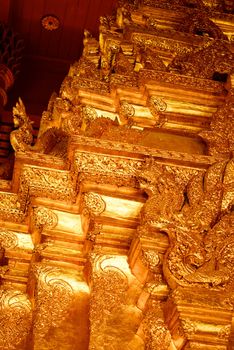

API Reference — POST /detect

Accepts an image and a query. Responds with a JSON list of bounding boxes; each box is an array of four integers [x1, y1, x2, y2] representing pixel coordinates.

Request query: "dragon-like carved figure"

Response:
[[138, 158, 234, 291], [137, 158, 186, 229], [10, 97, 69, 157], [162, 159, 234, 290], [10, 97, 34, 152]]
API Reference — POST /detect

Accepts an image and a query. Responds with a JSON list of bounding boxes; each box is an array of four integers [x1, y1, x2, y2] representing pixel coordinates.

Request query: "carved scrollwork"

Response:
[[0, 230, 18, 249], [33, 206, 58, 230], [150, 96, 167, 113], [119, 101, 135, 119], [149, 96, 167, 126], [83, 192, 106, 216], [87, 221, 103, 242]]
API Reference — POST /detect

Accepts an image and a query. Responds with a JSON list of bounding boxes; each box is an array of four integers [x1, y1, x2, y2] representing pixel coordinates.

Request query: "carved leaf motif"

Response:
[[169, 40, 234, 79], [75, 152, 142, 176], [82, 105, 98, 124], [199, 96, 234, 156], [19, 167, 75, 206], [89, 257, 137, 350]]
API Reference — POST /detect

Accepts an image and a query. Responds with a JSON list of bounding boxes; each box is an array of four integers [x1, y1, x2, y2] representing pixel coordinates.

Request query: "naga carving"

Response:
[[140, 158, 234, 291], [10, 97, 69, 156], [169, 40, 234, 80], [10, 97, 34, 152], [137, 159, 186, 228], [178, 12, 227, 40], [199, 91, 234, 156]]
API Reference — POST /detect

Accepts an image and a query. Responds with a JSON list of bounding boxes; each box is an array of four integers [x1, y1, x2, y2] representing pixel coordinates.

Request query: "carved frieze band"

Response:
[[75, 152, 142, 176], [18, 166, 76, 210], [72, 136, 222, 168]]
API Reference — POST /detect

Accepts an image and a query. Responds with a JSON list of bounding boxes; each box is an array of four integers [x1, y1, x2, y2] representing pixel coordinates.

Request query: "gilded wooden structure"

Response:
[[0, 0, 234, 349]]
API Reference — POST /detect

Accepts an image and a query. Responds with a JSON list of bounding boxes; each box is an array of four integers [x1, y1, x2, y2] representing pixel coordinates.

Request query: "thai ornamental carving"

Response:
[[0, 290, 32, 349], [83, 192, 106, 216], [0, 230, 18, 249], [137, 154, 234, 294], [10, 98, 34, 152], [199, 93, 234, 156], [145, 158, 234, 291], [33, 206, 58, 231], [33, 264, 74, 339]]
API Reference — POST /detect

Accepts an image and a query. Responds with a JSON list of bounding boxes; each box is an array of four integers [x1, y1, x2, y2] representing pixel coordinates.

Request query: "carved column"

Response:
[[87, 253, 144, 350], [0, 290, 32, 350], [31, 263, 90, 350]]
